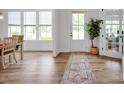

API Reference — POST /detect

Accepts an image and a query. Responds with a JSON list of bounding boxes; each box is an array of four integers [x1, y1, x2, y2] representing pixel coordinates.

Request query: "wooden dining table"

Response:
[[0, 40, 24, 60]]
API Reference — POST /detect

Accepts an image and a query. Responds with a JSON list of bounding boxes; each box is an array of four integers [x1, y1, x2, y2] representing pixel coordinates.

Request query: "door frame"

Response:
[[69, 10, 87, 52]]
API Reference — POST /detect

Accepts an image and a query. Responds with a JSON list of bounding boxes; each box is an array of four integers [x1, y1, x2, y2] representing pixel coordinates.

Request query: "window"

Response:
[[105, 15, 119, 39], [105, 14, 120, 51], [24, 12, 36, 40], [72, 12, 84, 40], [8, 10, 52, 41], [39, 11, 52, 40], [8, 12, 21, 36]]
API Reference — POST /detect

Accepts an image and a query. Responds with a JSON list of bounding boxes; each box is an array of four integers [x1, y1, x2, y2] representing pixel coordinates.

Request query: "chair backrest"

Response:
[[12, 35, 24, 43], [3, 37, 15, 51]]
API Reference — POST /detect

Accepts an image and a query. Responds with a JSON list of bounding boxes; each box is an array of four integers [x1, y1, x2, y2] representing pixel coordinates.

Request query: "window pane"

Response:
[[24, 12, 36, 25], [106, 20, 119, 24], [8, 12, 21, 36], [79, 14, 84, 25], [105, 13, 120, 52], [24, 26, 36, 40], [72, 26, 78, 40], [72, 14, 78, 25], [79, 26, 84, 40], [8, 12, 21, 25], [106, 21, 112, 24], [112, 21, 119, 24], [39, 26, 52, 40], [39, 11, 52, 40], [72, 13, 84, 40], [106, 15, 119, 21], [8, 26, 21, 36], [39, 11, 52, 25], [106, 25, 111, 32], [24, 12, 36, 40]]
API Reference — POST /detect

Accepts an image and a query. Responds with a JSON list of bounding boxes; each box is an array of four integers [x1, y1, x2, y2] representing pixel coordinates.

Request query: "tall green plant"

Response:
[[86, 18, 103, 47]]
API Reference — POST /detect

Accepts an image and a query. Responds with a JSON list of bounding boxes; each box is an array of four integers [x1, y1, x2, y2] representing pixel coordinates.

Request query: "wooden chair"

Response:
[[12, 35, 24, 43], [12, 35, 24, 50], [0, 37, 18, 69]]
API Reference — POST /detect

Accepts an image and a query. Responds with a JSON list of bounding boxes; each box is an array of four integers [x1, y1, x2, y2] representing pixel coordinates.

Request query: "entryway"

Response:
[[70, 11, 86, 52]]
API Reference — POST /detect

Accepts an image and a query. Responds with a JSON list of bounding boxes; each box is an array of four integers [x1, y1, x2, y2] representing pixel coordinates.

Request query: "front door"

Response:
[[70, 11, 85, 52]]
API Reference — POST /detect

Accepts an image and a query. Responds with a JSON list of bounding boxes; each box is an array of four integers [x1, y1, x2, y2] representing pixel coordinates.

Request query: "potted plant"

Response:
[[86, 18, 103, 54]]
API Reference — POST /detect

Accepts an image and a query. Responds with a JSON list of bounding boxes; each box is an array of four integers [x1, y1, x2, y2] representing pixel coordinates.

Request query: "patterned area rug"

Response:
[[61, 55, 95, 84]]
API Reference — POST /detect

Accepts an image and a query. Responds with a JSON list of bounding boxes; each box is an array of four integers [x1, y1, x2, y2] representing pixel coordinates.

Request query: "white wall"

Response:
[[24, 40, 52, 51]]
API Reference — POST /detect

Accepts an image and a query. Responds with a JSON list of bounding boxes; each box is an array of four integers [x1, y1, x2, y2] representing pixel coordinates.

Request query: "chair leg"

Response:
[[1, 57, 5, 69], [9, 55, 11, 63], [13, 52, 18, 63]]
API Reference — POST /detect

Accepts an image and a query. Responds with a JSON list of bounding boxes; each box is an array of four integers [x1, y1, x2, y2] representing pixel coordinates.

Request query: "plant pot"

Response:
[[90, 47, 99, 55]]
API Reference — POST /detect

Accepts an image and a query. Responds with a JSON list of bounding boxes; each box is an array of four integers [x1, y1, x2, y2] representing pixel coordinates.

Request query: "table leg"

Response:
[[20, 43, 23, 60], [9, 55, 11, 63], [0, 48, 5, 69]]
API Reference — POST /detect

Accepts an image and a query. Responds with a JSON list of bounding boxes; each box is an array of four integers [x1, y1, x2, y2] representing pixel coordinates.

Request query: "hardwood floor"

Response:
[[71, 52, 123, 84], [0, 52, 123, 84]]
